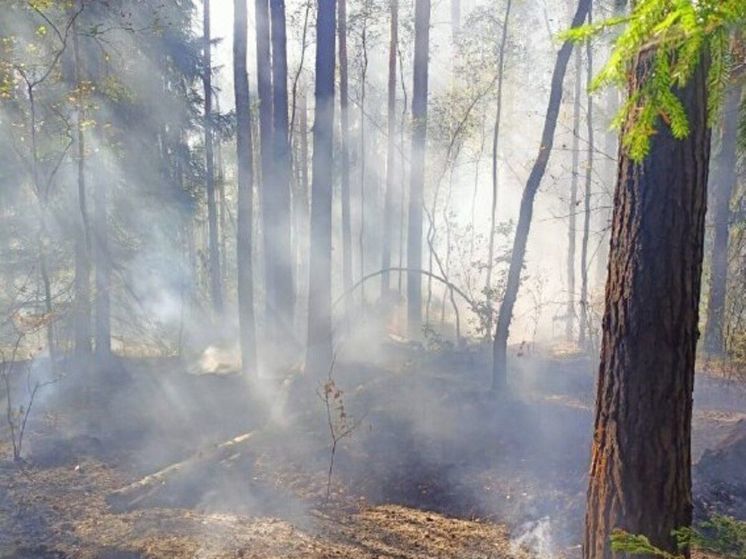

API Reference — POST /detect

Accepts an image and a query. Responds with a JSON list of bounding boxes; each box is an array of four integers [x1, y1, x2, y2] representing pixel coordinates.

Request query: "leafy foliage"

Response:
[[564, 0, 746, 160], [611, 515, 746, 558]]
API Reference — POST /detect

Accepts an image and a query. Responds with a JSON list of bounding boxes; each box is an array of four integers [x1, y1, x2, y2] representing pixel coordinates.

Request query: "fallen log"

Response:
[[107, 431, 261, 512]]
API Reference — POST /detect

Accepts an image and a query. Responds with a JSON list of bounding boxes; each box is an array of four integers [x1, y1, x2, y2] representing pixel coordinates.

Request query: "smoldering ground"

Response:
[[2, 329, 743, 558]]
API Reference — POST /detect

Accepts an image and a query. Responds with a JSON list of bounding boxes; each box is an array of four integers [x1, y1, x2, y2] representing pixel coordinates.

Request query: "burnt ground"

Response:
[[0, 344, 744, 559]]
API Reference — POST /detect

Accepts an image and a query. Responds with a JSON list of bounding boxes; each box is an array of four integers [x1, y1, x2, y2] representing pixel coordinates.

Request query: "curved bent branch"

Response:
[[333, 267, 475, 312]]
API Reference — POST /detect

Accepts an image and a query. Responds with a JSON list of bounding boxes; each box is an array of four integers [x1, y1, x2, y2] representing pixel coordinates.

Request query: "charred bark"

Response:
[[583, 52, 711, 559]]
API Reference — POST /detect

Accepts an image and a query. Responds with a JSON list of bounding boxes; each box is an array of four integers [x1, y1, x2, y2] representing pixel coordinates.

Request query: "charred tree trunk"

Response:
[[492, 0, 591, 391], [269, 0, 295, 337], [703, 84, 741, 357], [583, 52, 711, 559], [203, 0, 223, 315], [338, 0, 353, 319], [305, 0, 336, 375], [485, 0, 512, 341], [234, 0, 257, 375], [406, 0, 430, 339], [380, 0, 398, 298]]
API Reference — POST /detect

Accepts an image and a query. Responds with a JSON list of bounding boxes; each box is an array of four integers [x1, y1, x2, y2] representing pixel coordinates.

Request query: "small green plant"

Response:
[[611, 515, 746, 558]]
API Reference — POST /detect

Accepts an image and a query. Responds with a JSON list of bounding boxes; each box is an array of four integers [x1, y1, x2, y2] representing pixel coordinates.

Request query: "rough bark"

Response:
[[406, 0, 430, 339], [234, 0, 257, 375], [203, 0, 223, 315], [305, 0, 336, 375], [491, 0, 591, 391], [380, 0, 399, 297], [583, 52, 711, 559], [703, 85, 742, 356]]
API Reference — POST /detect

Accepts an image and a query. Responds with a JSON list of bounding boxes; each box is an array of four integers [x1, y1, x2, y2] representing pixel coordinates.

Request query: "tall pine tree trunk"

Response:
[[406, 0, 430, 339], [203, 0, 223, 315], [584, 52, 710, 559], [338, 0, 353, 319], [380, 0, 398, 297], [234, 0, 257, 375], [703, 84, 741, 356], [305, 0, 336, 375], [269, 0, 295, 337], [492, 0, 591, 391]]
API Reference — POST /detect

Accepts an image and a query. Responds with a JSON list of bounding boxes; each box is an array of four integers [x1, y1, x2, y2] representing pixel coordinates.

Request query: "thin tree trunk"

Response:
[[94, 163, 111, 362], [338, 0, 353, 319], [484, 0, 512, 341], [397, 43, 408, 296], [406, 0, 431, 339], [305, 0, 336, 375], [293, 87, 311, 334], [492, 0, 591, 391], [203, 0, 223, 315], [269, 0, 295, 336], [566, 44, 582, 340], [703, 84, 741, 356], [578, 8, 594, 349], [583, 51, 710, 559], [359, 21, 369, 304], [380, 0, 399, 298], [234, 0, 257, 375], [72, 12, 91, 356]]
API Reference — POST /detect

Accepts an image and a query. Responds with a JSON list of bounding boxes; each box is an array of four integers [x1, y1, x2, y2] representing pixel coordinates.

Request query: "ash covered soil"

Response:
[[0, 345, 744, 559]]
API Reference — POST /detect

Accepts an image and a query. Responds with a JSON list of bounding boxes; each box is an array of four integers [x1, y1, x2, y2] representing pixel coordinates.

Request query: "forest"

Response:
[[0, 0, 745, 558]]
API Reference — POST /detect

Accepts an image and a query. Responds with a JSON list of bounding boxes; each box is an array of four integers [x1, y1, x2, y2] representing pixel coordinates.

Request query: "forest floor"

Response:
[[0, 341, 744, 559]]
